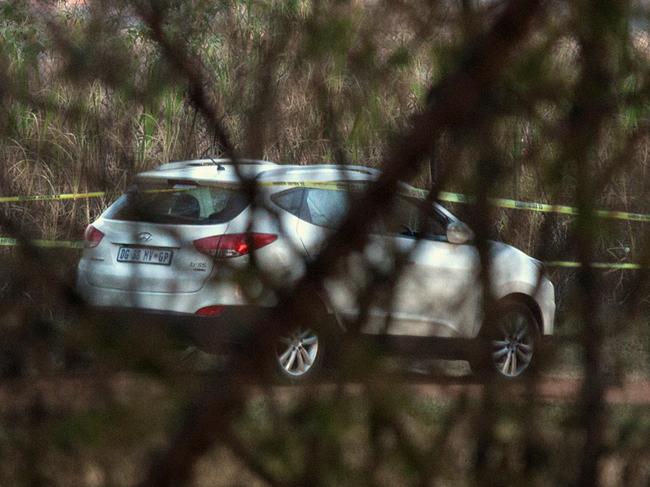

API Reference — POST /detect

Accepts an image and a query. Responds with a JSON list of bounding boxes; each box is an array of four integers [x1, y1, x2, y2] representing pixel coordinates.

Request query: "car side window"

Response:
[[271, 188, 305, 218], [273, 187, 349, 227], [274, 187, 386, 231], [303, 189, 350, 228], [384, 196, 448, 239]]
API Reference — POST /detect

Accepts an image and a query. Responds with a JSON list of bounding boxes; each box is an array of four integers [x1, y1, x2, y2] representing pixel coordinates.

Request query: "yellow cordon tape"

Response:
[[1, 184, 650, 267], [0, 191, 108, 203], [436, 191, 650, 223], [0, 237, 83, 249], [544, 261, 644, 270], [3, 184, 650, 222]]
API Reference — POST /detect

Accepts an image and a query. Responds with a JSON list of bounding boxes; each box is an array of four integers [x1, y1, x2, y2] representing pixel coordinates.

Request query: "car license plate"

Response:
[[117, 246, 173, 265]]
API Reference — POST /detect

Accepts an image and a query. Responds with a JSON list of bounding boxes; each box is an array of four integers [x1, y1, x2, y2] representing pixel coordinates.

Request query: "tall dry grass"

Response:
[[1, 2, 435, 239], [0, 10, 642, 231]]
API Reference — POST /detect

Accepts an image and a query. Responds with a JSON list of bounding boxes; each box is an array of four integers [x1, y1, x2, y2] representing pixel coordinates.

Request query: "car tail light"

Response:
[[195, 305, 225, 317], [193, 233, 277, 258], [83, 224, 104, 248]]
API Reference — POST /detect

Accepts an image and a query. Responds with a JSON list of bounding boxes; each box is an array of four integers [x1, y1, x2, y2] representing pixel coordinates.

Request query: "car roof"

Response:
[[134, 158, 278, 185], [256, 164, 381, 183], [134, 159, 381, 186]]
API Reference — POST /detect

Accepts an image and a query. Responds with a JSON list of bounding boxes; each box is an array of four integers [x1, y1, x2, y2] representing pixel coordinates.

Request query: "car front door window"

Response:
[[384, 197, 448, 240]]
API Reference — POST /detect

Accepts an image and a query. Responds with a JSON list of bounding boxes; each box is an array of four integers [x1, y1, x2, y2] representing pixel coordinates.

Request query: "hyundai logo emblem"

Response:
[[137, 232, 152, 242]]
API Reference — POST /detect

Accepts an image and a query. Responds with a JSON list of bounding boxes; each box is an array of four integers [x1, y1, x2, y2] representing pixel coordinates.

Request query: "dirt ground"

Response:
[[2, 373, 650, 412], [408, 375, 650, 405]]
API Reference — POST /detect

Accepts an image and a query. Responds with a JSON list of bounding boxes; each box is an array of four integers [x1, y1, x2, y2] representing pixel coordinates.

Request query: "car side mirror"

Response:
[[446, 221, 474, 244]]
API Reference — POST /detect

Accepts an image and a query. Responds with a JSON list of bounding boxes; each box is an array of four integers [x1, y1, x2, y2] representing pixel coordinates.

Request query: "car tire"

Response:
[[274, 326, 324, 381], [470, 299, 541, 379], [274, 327, 324, 383]]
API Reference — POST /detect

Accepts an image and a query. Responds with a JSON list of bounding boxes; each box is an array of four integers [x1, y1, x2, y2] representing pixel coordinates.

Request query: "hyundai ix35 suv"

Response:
[[76, 159, 555, 379]]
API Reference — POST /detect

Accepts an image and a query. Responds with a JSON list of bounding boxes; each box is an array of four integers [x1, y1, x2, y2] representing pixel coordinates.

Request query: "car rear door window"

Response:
[[271, 188, 305, 217], [303, 189, 350, 228], [272, 188, 352, 229]]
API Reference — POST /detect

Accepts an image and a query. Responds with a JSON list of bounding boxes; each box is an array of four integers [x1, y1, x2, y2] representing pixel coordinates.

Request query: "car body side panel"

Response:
[[374, 239, 481, 338], [487, 241, 555, 336], [296, 216, 483, 338]]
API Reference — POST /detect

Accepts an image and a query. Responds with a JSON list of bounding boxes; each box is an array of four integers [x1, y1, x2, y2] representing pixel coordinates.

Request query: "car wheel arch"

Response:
[[471, 293, 544, 378], [494, 293, 544, 335]]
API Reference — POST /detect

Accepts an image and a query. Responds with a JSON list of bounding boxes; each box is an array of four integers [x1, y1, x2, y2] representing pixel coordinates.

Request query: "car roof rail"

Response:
[[257, 164, 380, 179], [301, 164, 380, 175], [156, 158, 277, 171]]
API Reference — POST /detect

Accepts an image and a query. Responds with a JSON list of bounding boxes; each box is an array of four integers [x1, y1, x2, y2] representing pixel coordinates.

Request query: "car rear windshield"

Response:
[[103, 185, 249, 224]]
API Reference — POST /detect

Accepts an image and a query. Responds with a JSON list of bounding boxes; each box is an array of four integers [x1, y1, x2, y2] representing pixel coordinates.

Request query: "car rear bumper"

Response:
[[76, 272, 265, 315]]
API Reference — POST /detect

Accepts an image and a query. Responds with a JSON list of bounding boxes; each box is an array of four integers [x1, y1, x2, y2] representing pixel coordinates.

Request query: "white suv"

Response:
[[76, 159, 555, 379]]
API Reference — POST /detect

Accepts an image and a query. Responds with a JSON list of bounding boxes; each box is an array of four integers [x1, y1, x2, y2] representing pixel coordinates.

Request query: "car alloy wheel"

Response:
[[491, 307, 536, 378], [275, 328, 320, 378]]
